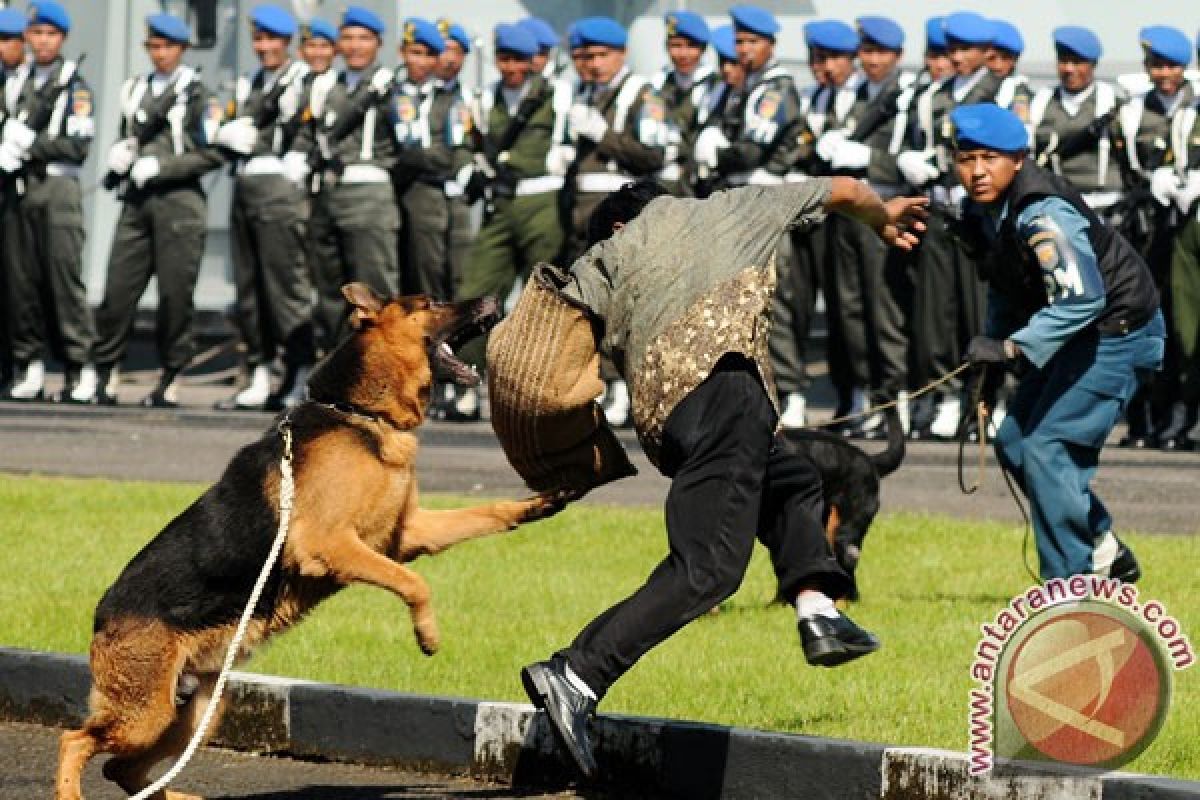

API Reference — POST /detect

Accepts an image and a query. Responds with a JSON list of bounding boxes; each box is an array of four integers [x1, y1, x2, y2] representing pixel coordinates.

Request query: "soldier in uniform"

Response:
[[297, 6, 399, 353], [1112, 26, 1195, 448], [436, 19, 476, 306], [0, 8, 29, 393], [213, 4, 313, 411], [812, 17, 918, 436], [896, 11, 1002, 439], [651, 10, 717, 197], [986, 19, 1034, 121], [443, 23, 568, 422], [693, 6, 806, 427], [519, 17, 561, 80], [0, 2, 96, 403], [92, 13, 224, 407], [920, 16, 954, 90], [298, 17, 336, 76]]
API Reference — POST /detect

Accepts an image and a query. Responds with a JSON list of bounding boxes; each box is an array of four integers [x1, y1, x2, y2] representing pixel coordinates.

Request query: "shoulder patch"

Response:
[[641, 93, 665, 122], [71, 87, 92, 118], [206, 97, 225, 125], [757, 90, 782, 120]]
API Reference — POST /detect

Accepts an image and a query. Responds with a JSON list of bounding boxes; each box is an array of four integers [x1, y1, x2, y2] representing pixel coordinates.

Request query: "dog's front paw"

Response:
[[413, 610, 440, 656], [519, 488, 581, 523]]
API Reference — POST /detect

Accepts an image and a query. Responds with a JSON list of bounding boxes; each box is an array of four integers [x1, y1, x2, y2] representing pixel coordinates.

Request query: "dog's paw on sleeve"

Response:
[[521, 488, 583, 523]]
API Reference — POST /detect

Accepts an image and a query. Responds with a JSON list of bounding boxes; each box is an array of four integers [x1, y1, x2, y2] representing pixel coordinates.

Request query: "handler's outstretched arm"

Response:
[[825, 176, 929, 251]]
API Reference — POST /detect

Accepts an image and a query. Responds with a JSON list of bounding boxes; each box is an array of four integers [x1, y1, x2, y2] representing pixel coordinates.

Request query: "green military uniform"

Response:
[[299, 63, 400, 351], [562, 67, 668, 263], [392, 71, 470, 300], [650, 65, 718, 196], [2, 56, 96, 396], [440, 76, 474, 300], [223, 59, 314, 391], [1029, 80, 1125, 213], [93, 65, 224, 405]]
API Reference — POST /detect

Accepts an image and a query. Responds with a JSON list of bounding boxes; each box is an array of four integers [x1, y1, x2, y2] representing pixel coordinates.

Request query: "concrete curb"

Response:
[[2, 647, 1197, 799]]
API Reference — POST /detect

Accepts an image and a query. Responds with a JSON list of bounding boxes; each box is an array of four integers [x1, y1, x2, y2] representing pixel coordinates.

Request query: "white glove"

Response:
[[693, 127, 730, 170], [831, 139, 872, 171], [1150, 167, 1182, 207], [130, 156, 160, 188], [282, 151, 310, 188], [278, 85, 300, 120], [897, 150, 939, 187], [370, 68, 394, 94], [816, 130, 846, 163], [107, 137, 138, 175], [215, 118, 260, 155], [1175, 171, 1200, 214], [545, 143, 577, 176], [569, 105, 608, 142], [0, 141, 23, 173], [1, 118, 36, 153]]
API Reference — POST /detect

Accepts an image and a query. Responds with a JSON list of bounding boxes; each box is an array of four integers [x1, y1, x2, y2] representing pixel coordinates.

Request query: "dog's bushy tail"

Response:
[[869, 407, 906, 477]]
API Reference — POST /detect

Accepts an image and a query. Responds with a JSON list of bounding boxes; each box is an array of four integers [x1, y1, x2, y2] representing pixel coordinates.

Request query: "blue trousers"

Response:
[[994, 314, 1165, 579]]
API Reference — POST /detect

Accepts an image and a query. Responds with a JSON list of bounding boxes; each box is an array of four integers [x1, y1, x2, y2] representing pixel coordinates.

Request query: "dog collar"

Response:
[[310, 398, 386, 426]]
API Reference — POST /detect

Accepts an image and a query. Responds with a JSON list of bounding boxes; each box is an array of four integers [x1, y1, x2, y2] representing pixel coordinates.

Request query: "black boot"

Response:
[[94, 365, 119, 406], [140, 368, 181, 409], [1156, 402, 1195, 451], [1119, 389, 1155, 448]]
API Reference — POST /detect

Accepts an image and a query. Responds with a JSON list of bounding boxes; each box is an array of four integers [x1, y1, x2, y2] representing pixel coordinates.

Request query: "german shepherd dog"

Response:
[[55, 284, 568, 800]]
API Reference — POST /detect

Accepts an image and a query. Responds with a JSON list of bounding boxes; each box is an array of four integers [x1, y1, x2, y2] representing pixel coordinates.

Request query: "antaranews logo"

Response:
[[968, 575, 1194, 775]]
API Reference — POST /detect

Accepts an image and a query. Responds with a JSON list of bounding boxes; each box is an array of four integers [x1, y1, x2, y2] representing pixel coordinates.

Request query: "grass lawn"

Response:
[[2, 473, 1197, 779]]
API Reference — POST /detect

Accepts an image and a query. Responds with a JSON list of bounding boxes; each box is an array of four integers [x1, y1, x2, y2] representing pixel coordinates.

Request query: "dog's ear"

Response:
[[343, 283, 385, 329]]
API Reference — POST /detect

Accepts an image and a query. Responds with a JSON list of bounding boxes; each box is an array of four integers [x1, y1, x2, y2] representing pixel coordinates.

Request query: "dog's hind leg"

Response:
[[55, 725, 102, 800]]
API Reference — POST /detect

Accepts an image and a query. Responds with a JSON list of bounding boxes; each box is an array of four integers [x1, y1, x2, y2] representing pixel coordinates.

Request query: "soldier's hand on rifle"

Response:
[[694, 127, 729, 171], [1, 118, 36, 155], [107, 137, 138, 176], [546, 143, 576, 176], [130, 156, 160, 189], [1174, 171, 1200, 214], [1150, 167, 1181, 207], [896, 150, 939, 188], [816, 130, 846, 163], [830, 139, 871, 171], [463, 166, 489, 204], [569, 105, 608, 143], [215, 117, 260, 156], [0, 141, 23, 173]]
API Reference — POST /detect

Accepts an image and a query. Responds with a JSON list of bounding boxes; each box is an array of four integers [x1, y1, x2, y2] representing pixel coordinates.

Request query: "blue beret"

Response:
[[1053, 26, 1102, 62], [28, 1, 69, 33], [437, 20, 471, 52], [566, 23, 583, 50], [730, 5, 779, 38], [403, 18, 445, 54], [250, 4, 297, 38], [518, 17, 558, 51], [146, 13, 191, 44], [856, 16, 904, 51], [943, 12, 994, 46], [574, 16, 627, 49], [0, 8, 27, 35], [1140, 26, 1191, 67], [494, 23, 537, 58], [302, 17, 337, 43], [951, 103, 1029, 153], [989, 20, 1024, 55], [711, 24, 737, 61], [805, 20, 859, 54], [926, 16, 947, 50], [665, 10, 710, 45], [341, 6, 385, 36]]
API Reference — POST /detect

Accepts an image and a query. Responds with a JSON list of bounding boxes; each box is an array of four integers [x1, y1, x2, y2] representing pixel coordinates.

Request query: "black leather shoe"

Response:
[[521, 658, 598, 778], [798, 612, 881, 667], [1109, 539, 1141, 584], [140, 370, 180, 409]]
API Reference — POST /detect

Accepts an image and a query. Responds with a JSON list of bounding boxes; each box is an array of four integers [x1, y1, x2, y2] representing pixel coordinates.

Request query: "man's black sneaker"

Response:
[[520, 658, 598, 778]]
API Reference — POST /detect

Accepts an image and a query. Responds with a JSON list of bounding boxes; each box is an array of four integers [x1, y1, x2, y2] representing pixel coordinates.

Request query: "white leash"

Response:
[[131, 418, 296, 800]]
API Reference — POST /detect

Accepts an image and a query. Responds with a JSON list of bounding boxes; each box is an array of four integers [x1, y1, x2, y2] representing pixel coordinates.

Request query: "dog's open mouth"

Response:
[[432, 297, 501, 387]]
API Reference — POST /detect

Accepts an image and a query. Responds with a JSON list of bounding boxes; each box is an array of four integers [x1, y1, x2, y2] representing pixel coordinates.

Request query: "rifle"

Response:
[[226, 62, 306, 175], [466, 80, 548, 220], [1035, 107, 1118, 169], [1109, 133, 1172, 248], [102, 67, 200, 191], [847, 82, 906, 146], [312, 67, 392, 180]]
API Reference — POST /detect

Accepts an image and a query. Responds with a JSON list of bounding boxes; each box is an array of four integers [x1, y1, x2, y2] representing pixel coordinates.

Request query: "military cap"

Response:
[[403, 17, 445, 54], [711, 24, 737, 61], [146, 13, 191, 44], [302, 17, 337, 43], [567, 22, 583, 50], [857, 16, 904, 51], [926, 16, 947, 50], [943, 12, 994, 46], [341, 6, 385, 36], [1139, 25, 1191, 66], [665, 10, 710, 45], [805, 20, 859, 54], [989, 20, 1024, 55], [951, 103, 1029, 153], [28, 1, 69, 33], [730, 5, 779, 38], [250, 4, 297, 38], [574, 16, 627, 49], [437, 20, 471, 52], [494, 22, 537, 58], [519, 17, 558, 52], [1053, 26, 1102, 62], [0, 8, 28, 35]]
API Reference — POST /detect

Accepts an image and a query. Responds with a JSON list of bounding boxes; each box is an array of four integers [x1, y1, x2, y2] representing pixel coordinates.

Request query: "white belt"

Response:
[[516, 175, 564, 196], [340, 164, 391, 184], [784, 172, 810, 184], [577, 172, 633, 193], [657, 164, 682, 182], [240, 155, 285, 176], [45, 163, 82, 178], [1083, 191, 1122, 210], [728, 169, 785, 186]]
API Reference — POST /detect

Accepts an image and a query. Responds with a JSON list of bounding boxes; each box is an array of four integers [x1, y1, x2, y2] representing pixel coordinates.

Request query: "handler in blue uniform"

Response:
[[952, 103, 1164, 581]]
